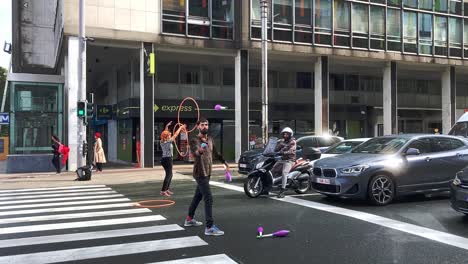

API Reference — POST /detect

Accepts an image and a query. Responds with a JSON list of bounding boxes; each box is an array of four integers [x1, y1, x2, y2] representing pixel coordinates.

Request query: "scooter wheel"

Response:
[[244, 175, 263, 198]]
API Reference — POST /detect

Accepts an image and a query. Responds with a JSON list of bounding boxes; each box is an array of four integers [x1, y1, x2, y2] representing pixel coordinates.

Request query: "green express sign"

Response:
[[97, 105, 113, 120]]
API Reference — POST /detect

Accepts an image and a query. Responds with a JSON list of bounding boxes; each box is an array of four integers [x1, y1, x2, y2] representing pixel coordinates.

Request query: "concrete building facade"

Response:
[[8, 0, 468, 172]]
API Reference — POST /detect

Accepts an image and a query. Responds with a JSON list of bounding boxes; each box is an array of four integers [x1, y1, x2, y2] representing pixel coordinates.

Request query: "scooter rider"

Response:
[[272, 127, 297, 198]]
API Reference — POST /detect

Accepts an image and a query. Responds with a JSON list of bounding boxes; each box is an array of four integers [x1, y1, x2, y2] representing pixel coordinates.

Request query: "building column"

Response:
[[141, 43, 155, 168], [314, 56, 329, 135], [66, 37, 79, 171], [442, 66, 456, 134], [235, 50, 249, 161], [383, 61, 397, 135]]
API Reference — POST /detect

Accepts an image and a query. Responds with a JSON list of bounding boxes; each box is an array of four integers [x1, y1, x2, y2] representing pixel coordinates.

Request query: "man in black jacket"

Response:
[[184, 118, 230, 236]]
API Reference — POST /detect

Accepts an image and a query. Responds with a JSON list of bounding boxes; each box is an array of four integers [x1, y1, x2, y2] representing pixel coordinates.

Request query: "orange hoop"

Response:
[[172, 123, 189, 157], [177, 97, 200, 133], [134, 200, 176, 208]]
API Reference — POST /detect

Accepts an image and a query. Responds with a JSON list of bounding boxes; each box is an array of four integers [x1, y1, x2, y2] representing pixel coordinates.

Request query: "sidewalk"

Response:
[[0, 163, 239, 190]]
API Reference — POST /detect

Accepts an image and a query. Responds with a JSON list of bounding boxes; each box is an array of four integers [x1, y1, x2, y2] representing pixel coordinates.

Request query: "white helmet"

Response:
[[281, 127, 294, 137]]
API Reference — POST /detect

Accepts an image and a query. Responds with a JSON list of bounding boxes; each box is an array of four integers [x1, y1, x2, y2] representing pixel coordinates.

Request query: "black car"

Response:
[[238, 135, 343, 174], [450, 166, 468, 215]]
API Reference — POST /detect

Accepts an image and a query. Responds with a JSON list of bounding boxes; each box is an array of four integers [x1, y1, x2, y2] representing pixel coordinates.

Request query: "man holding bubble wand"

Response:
[[184, 117, 230, 236]]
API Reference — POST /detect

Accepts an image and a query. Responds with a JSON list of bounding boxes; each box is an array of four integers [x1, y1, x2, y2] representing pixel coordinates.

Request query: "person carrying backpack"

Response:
[[51, 135, 62, 174]]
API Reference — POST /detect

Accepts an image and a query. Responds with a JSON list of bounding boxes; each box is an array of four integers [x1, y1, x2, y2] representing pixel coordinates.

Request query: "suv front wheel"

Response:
[[368, 174, 395, 206]]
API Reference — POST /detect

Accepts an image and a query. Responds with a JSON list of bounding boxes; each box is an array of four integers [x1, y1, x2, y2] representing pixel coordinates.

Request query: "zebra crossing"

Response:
[[0, 185, 237, 264]]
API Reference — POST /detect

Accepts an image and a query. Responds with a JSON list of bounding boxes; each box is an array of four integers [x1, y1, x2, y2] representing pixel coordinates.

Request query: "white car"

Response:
[[309, 138, 371, 166]]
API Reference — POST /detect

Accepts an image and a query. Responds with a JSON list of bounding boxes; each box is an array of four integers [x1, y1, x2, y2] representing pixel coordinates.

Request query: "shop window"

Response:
[[420, 0, 433, 9], [223, 68, 235, 86], [212, 0, 234, 39], [464, 19, 468, 57], [388, 0, 401, 6], [449, 18, 462, 57], [251, 0, 272, 40], [295, 0, 312, 25], [419, 13, 433, 55], [314, 0, 332, 45], [181, 66, 200, 84], [331, 74, 344, 91], [404, 0, 418, 8], [435, 16, 448, 56], [189, 0, 208, 17], [387, 8, 401, 52], [296, 72, 312, 89], [435, 0, 448, 12], [158, 64, 179, 84], [449, 0, 462, 15], [352, 3, 368, 49], [9, 83, 63, 154], [268, 71, 278, 89], [370, 6, 385, 50], [333, 0, 350, 47], [162, 0, 186, 35], [278, 72, 290, 88], [345, 75, 359, 91], [250, 69, 261, 87], [403, 11, 417, 53]]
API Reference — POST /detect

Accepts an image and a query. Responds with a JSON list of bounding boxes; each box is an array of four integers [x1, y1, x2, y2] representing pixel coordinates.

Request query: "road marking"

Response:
[[0, 187, 112, 197], [0, 194, 124, 205], [0, 215, 165, 235], [0, 202, 137, 217], [0, 198, 130, 211], [210, 181, 468, 252], [150, 254, 237, 264], [0, 225, 184, 249], [0, 190, 117, 201], [0, 208, 151, 224], [0, 236, 207, 264], [0, 185, 106, 193]]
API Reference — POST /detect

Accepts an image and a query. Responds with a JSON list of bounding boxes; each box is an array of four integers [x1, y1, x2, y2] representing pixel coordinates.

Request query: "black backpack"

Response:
[[75, 165, 92, 181]]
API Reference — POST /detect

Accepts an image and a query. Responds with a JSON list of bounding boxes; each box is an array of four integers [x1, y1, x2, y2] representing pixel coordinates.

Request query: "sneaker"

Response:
[[205, 225, 225, 236], [277, 189, 286, 199], [184, 219, 203, 227], [167, 190, 174, 195], [160, 191, 171, 197]]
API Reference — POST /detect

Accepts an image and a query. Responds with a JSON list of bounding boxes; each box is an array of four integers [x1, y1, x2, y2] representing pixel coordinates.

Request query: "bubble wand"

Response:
[[257, 229, 290, 239]]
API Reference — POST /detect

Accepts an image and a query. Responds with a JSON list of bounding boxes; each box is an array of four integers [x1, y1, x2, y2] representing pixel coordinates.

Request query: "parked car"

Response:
[[238, 135, 343, 174], [309, 138, 371, 166], [311, 134, 468, 205], [450, 165, 468, 215]]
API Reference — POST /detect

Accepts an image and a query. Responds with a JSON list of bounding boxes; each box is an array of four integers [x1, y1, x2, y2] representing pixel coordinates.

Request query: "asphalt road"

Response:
[[1, 174, 468, 264]]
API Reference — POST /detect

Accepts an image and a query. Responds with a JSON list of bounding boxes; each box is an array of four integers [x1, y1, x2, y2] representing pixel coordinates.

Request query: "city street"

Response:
[[1, 168, 468, 263]]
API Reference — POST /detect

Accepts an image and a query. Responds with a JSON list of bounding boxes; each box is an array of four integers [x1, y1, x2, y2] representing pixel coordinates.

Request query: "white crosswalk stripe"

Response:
[[0, 190, 117, 201], [0, 187, 112, 197], [0, 185, 237, 264], [0, 197, 130, 210]]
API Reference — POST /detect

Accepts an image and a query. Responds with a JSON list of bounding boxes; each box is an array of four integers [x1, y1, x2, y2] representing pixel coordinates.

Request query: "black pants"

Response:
[[96, 163, 103, 172], [188, 176, 213, 228], [52, 155, 61, 173], [161, 157, 173, 191]]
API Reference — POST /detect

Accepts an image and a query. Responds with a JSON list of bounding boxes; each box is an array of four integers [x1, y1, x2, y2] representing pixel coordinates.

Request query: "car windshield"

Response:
[[351, 137, 410, 154], [449, 122, 468, 137], [325, 141, 364, 154]]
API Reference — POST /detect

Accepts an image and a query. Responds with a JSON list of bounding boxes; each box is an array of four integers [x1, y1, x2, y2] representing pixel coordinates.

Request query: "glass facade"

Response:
[[9, 82, 63, 154], [248, 0, 468, 59], [162, 0, 234, 39]]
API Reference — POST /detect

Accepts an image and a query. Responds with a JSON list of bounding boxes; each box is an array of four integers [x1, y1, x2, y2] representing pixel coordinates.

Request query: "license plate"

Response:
[[316, 178, 331, 184], [239, 164, 247, 168]]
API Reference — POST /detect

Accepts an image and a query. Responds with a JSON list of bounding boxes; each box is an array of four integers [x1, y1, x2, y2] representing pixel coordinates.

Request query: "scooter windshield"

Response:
[[263, 137, 278, 155]]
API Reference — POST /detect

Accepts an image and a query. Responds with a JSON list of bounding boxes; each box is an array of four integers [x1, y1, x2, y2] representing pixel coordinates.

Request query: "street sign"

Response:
[[0, 113, 9, 125], [97, 105, 113, 120]]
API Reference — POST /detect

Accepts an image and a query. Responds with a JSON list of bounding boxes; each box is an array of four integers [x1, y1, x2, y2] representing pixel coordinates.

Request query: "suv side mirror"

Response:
[[406, 148, 421, 156]]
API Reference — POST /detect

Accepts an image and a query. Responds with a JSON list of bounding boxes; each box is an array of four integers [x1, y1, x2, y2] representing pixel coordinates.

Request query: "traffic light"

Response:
[[77, 101, 86, 118], [86, 103, 94, 120]]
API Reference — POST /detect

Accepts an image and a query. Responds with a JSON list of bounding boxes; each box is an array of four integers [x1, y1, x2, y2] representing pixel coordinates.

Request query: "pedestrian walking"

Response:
[[51, 135, 62, 174], [93, 132, 106, 172], [160, 121, 186, 197], [184, 118, 230, 236]]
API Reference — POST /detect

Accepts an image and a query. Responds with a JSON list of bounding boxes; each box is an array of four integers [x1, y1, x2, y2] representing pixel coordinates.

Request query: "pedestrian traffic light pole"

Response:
[[261, 0, 269, 145], [77, 0, 87, 168]]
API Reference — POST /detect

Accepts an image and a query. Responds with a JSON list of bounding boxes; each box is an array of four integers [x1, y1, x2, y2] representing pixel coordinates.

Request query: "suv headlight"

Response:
[[340, 165, 369, 174], [453, 173, 462, 186], [255, 161, 265, 169]]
